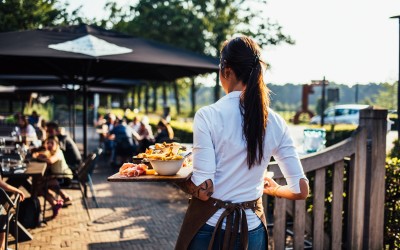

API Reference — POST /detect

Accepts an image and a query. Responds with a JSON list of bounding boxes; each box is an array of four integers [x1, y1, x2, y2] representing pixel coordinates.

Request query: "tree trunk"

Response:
[[131, 86, 136, 109], [191, 77, 196, 114], [173, 81, 180, 114], [162, 82, 167, 107], [144, 84, 149, 114], [152, 84, 157, 112], [137, 84, 142, 111], [119, 94, 124, 109]]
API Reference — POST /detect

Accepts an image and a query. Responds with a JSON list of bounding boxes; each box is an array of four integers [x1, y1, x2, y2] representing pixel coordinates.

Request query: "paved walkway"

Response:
[[15, 127, 190, 250]]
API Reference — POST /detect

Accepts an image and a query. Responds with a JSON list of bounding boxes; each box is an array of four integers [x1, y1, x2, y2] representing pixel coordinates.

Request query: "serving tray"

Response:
[[107, 166, 193, 183]]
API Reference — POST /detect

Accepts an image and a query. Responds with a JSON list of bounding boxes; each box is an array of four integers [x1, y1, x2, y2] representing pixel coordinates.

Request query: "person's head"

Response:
[[220, 36, 270, 168], [44, 135, 59, 153], [107, 113, 116, 123], [46, 121, 60, 136], [18, 116, 29, 128], [157, 119, 174, 139]]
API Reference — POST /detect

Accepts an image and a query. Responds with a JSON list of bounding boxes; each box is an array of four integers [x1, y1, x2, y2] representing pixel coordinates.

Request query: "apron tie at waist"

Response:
[[208, 198, 258, 250]]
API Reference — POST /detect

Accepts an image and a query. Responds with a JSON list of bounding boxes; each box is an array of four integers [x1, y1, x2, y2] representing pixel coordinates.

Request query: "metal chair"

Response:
[[77, 149, 101, 209], [0, 188, 20, 250]]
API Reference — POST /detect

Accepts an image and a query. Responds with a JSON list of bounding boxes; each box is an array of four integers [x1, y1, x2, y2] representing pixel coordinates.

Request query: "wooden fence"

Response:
[[266, 108, 387, 250]]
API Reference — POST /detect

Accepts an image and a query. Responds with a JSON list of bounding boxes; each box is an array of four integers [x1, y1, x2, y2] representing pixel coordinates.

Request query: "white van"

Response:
[[310, 104, 369, 125]]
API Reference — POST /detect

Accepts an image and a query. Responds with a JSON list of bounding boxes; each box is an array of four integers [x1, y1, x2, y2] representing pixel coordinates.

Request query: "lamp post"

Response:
[[391, 15, 400, 138]]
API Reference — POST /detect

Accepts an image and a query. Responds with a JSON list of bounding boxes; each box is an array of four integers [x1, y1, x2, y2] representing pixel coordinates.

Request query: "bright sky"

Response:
[[65, 0, 400, 86]]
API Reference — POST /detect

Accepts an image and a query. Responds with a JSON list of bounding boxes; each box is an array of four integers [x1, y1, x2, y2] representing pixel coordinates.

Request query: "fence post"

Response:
[[359, 108, 387, 249], [347, 128, 367, 250]]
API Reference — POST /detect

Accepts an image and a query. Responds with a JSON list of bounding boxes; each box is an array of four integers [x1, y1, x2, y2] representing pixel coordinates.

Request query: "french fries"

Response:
[[135, 142, 183, 161]]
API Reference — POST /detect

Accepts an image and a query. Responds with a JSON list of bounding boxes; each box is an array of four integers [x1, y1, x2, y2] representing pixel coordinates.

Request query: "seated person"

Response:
[[33, 136, 73, 218], [136, 122, 155, 153], [154, 119, 174, 143], [108, 119, 137, 166], [103, 113, 117, 155], [46, 122, 82, 171], [28, 110, 40, 127], [0, 177, 25, 250], [15, 115, 37, 145]]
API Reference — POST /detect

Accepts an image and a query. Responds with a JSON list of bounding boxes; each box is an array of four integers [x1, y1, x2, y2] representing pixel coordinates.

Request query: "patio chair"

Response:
[[77, 148, 102, 209], [0, 188, 20, 250]]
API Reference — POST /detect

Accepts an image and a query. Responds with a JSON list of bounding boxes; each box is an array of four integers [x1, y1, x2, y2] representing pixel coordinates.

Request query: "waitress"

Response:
[[175, 36, 309, 249]]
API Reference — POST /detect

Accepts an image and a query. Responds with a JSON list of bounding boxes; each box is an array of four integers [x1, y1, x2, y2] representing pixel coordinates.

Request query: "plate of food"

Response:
[[108, 142, 193, 182]]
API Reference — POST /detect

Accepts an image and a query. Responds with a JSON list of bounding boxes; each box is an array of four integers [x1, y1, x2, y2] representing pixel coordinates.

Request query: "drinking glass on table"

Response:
[[0, 138, 5, 154], [1, 158, 11, 173]]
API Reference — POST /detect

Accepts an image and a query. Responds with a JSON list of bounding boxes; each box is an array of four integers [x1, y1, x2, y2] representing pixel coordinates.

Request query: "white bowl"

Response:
[[149, 159, 184, 175]]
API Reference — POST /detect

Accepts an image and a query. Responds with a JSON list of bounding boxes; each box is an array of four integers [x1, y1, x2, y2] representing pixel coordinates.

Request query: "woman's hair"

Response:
[[220, 36, 270, 168], [44, 135, 60, 154]]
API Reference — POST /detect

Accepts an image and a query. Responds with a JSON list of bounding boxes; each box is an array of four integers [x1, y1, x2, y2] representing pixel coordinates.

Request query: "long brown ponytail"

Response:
[[220, 36, 270, 169]]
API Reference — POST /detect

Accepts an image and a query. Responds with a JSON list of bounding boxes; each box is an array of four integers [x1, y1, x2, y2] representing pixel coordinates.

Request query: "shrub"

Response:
[[385, 140, 400, 248], [384, 157, 400, 248]]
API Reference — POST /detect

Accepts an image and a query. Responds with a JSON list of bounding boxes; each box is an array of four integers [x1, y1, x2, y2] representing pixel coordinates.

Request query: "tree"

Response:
[[373, 82, 398, 110], [0, 0, 83, 32], [103, 0, 294, 104]]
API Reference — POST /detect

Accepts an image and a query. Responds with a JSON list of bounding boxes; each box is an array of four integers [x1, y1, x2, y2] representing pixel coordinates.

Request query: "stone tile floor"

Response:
[[13, 153, 189, 250]]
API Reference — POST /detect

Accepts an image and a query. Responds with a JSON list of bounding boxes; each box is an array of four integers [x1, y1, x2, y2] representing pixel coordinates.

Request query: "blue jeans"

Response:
[[188, 222, 267, 250]]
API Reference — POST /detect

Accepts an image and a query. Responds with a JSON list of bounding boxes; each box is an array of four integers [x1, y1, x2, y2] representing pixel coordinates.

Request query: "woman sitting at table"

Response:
[[33, 135, 73, 218]]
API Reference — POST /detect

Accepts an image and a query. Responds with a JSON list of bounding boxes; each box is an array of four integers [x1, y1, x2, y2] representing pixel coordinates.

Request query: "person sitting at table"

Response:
[[15, 115, 37, 145], [33, 136, 73, 217], [154, 118, 174, 143], [0, 176, 25, 250], [136, 121, 155, 153], [46, 122, 82, 172], [108, 118, 138, 166]]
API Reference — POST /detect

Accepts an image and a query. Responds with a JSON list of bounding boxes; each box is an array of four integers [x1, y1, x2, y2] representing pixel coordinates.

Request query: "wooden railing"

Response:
[[266, 108, 387, 250]]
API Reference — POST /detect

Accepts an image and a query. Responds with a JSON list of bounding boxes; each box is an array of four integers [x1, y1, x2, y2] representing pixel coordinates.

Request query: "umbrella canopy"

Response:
[[0, 24, 218, 83]]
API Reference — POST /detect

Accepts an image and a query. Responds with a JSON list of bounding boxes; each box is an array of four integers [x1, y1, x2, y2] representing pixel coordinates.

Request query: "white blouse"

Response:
[[191, 91, 307, 230]]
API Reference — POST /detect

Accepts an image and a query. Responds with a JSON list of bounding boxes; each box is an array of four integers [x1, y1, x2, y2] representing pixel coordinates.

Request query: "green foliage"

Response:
[[384, 153, 400, 249], [23, 103, 53, 121], [0, 0, 82, 32], [373, 82, 398, 110]]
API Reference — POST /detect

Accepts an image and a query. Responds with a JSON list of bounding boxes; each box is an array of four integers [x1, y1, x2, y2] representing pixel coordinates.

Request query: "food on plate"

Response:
[[119, 163, 149, 177], [145, 169, 156, 175], [136, 142, 184, 161]]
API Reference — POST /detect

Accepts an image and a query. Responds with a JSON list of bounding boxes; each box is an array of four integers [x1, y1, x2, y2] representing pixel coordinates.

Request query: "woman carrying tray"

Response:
[[175, 36, 309, 249]]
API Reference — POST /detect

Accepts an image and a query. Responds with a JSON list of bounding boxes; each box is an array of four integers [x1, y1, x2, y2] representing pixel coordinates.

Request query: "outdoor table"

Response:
[[2, 161, 47, 179]]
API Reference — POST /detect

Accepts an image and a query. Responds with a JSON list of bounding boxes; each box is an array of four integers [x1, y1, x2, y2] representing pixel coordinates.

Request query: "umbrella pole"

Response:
[[83, 84, 88, 158]]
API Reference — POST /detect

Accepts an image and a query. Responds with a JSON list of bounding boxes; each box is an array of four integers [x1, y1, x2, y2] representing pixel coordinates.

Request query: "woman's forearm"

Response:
[[176, 179, 214, 201], [264, 178, 309, 200]]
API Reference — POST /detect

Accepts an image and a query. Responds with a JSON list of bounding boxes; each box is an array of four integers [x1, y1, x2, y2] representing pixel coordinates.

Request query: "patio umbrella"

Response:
[[0, 24, 218, 82], [0, 24, 219, 156]]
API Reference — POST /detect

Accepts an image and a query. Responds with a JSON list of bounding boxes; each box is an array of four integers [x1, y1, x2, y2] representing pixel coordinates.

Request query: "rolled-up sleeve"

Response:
[[191, 108, 217, 186], [273, 125, 308, 193]]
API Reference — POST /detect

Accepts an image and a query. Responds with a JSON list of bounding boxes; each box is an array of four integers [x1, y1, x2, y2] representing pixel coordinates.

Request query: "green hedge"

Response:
[[385, 140, 400, 248]]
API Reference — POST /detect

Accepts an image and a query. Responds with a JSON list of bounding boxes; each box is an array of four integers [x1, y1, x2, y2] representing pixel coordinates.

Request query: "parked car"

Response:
[[310, 104, 370, 125]]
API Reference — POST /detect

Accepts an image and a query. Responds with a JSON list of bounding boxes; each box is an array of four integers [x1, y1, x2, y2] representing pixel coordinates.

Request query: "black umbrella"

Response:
[[0, 24, 219, 156], [0, 24, 218, 82]]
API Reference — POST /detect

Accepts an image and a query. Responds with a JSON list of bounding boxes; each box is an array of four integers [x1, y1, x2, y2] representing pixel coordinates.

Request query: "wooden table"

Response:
[[2, 161, 46, 178], [108, 166, 193, 183]]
